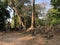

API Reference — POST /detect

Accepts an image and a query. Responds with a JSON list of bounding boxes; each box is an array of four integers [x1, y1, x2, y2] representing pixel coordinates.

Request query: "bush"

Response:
[[35, 18, 44, 26]]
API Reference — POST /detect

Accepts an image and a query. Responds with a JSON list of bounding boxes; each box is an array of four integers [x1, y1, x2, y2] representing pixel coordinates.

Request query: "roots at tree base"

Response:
[[26, 26, 35, 32]]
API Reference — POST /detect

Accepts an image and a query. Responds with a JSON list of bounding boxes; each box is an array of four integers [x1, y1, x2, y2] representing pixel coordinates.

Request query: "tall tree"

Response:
[[31, 0, 35, 28], [27, 0, 35, 31], [8, 0, 31, 29]]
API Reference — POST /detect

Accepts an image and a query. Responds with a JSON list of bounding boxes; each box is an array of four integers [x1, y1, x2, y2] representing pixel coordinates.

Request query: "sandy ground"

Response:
[[0, 32, 60, 45]]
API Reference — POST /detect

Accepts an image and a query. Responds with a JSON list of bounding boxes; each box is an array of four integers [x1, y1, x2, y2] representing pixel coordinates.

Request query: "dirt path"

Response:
[[0, 32, 60, 45]]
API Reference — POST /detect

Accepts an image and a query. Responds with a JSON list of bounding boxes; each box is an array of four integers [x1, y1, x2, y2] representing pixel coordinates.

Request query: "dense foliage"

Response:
[[47, 0, 60, 26], [0, 5, 10, 30], [51, 0, 60, 10]]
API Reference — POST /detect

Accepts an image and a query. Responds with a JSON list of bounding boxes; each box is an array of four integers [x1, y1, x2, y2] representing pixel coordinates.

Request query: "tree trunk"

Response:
[[11, 0, 26, 30], [13, 7, 26, 30], [31, 0, 35, 28], [27, 0, 35, 31]]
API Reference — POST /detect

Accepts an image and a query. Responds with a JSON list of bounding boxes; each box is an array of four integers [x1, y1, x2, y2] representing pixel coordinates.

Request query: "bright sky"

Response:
[[35, 0, 50, 4], [35, 0, 52, 11]]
